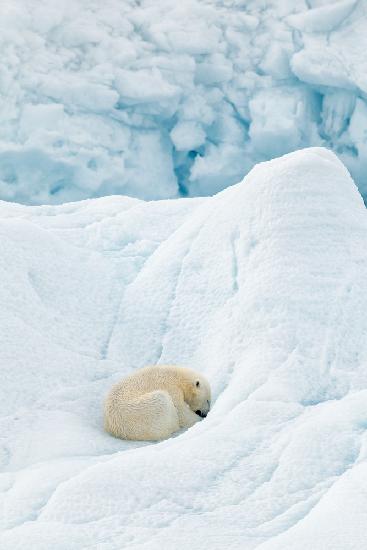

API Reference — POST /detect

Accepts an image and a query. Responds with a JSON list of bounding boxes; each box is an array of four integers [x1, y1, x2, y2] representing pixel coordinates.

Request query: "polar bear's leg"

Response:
[[105, 390, 180, 441], [176, 401, 201, 429], [134, 390, 180, 440]]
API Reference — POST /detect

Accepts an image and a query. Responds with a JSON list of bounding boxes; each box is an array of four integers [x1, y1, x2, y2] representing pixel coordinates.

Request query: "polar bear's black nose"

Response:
[[195, 410, 207, 418]]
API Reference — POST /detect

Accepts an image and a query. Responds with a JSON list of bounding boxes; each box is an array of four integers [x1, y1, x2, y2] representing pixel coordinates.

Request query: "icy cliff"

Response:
[[1, 0, 366, 204]]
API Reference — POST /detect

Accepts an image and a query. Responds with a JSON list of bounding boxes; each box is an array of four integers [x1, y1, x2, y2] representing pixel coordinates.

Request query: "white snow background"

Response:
[[1, 0, 367, 204], [1, 147, 367, 549], [2, 0, 367, 548]]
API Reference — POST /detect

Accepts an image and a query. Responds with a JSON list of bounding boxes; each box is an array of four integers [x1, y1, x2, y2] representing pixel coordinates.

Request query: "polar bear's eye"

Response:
[[196, 381, 200, 387]]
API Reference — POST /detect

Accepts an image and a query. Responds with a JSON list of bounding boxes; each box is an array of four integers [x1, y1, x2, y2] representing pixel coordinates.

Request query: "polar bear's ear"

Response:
[[195, 380, 200, 387]]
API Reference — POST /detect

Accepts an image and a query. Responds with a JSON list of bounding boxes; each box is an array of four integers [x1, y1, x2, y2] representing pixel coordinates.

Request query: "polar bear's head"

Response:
[[184, 371, 211, 418]]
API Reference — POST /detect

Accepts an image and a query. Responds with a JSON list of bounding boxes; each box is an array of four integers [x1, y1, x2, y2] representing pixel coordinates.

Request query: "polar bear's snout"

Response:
[[196, 399, 210, 418]]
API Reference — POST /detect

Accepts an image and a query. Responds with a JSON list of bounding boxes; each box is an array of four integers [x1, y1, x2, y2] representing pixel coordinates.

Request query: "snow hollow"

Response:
[[1, 148, 367, 549]]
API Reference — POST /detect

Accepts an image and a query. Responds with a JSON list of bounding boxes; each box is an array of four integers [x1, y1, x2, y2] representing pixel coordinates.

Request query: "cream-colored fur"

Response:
[[104, 365, 211, 441]]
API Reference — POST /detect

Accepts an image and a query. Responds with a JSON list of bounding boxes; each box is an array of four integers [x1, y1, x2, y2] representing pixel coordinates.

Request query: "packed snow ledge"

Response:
[[1, 148, 367, 549]]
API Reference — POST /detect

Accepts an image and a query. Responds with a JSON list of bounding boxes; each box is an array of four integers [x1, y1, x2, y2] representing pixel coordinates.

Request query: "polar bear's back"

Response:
[[109, 365, 193, 401]]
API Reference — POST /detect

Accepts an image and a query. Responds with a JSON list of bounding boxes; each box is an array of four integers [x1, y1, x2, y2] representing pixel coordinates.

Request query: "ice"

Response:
[[285, 0, 359, 33], [248, 87, 319, 157], [1, 148, 367, 548], [115, 69, 180, 106], [1, 0, 367, 204], [170, 121, 206, 152]]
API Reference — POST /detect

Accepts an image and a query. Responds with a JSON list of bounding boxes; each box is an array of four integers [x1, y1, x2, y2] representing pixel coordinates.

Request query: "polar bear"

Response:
[[104, 365, 211, 441]]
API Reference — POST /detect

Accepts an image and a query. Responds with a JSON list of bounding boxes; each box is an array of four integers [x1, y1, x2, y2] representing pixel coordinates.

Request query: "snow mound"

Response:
[[1, 148, 367, 548], [2, 0, 367, 203]]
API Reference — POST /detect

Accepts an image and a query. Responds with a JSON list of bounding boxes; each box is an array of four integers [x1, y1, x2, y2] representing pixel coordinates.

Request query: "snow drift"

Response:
[[1, 0, 367, 204], [1, 148, 367, 549]]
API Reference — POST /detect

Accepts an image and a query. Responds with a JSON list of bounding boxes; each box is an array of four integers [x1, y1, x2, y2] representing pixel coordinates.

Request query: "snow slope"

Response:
[[1, 148, 367, 549], [1, 0, 367, 204]]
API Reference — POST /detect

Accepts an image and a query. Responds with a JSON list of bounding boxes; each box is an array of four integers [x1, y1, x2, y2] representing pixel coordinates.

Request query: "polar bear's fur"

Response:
[[104, 365, 211, 441]]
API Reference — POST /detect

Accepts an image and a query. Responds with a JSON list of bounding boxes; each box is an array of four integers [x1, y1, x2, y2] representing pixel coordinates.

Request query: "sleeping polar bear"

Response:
[[104, 365, 211, 441]]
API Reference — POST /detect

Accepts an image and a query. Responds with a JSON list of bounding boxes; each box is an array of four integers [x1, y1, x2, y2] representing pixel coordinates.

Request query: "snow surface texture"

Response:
[[1, 0, 367, 204], [1, 147, 367, 549]]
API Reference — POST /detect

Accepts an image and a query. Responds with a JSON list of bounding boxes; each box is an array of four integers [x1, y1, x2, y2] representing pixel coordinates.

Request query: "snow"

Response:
[[1, 0, 367, 204], [1, 148, 367, 548]]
